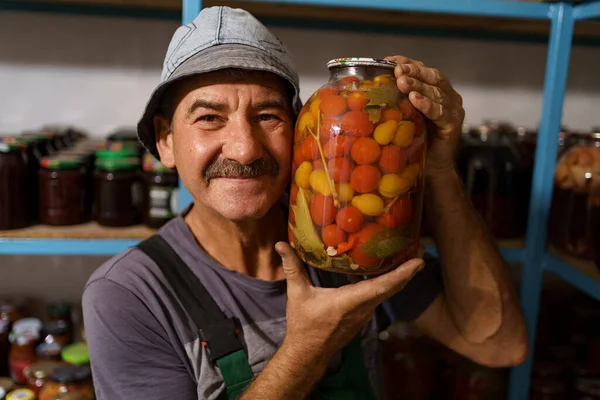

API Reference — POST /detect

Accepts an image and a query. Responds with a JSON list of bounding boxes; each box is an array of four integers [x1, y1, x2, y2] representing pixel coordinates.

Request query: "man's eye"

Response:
[[198, 115, 219, 122], [257, 114, 279, 122]]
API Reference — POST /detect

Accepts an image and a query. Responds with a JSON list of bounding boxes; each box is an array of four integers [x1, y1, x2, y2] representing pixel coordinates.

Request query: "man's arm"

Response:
[[413, 168, 528, 367], [82, 278, 197, 400]]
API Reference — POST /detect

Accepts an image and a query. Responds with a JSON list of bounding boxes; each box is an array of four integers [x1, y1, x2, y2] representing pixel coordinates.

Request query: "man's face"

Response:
[[155, 71, 294, 222]]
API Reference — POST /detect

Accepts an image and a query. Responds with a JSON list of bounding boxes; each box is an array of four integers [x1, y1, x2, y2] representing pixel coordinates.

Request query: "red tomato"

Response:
[[347, 91, 370, 111], [301, 136, 320, 160], [350, 165, 381, 193], [294, 146, 308, 166], [310, 194, 337, 227], [336, 76, 360, 89], [399, 99, 417, 120], [322, 224, 347, 247], [341, 111, 374, 137], [312, 159, 324, 170], [317, 87, 339, 99], [290, 184, 299, 205], [320, 116, 342, 141], [328, 157, 354, 183], [391, 196, 414, 225], [320, 95, 347, 116], [348, 223, 387, 268], [412, 113, 427, 137], [378, 145, 405, 174], [351, 137, 381, 165], [289, 208, 296, 225], [324, 136, 354, 159], [376, 212, 398, 228], [336, 206, 364, 233]]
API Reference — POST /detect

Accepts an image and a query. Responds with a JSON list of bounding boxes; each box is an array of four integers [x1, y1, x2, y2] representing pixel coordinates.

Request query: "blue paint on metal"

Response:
[[183, 0, 201, 24], [543, 254, 600, 302], [238, 0, 550, 19], [508, 3, 575, 400], [574, 0, 600, 21], [0, 239, 140, 256]]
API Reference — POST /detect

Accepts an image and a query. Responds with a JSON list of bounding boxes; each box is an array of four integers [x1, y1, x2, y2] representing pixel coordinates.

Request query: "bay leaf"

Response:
[[363, 85, 399, 107], [360, 235, 413, 259], [365, 106, 382, 124]]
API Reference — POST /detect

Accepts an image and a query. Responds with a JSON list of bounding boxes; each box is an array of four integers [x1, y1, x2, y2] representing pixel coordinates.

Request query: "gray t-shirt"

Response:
[[82, 215, 443, 400]]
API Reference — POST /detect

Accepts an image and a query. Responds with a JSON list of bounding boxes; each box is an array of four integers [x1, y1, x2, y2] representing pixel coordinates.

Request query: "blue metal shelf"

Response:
[[574, 0, 600, 20], [0, 238, 140, 256], [236, 0, 552, 19], [543, 252, 600, 302]]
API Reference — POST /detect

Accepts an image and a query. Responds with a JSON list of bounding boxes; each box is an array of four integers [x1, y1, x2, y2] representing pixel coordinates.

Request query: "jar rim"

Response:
[[326, 57, 396, 70]]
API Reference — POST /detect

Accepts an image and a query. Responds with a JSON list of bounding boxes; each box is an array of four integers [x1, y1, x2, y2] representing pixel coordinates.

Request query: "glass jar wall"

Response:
[[288, 58, 427, 274]]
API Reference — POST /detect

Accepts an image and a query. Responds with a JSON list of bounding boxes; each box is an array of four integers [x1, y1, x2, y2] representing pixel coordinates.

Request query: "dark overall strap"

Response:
[[137, 235, 253, 397]]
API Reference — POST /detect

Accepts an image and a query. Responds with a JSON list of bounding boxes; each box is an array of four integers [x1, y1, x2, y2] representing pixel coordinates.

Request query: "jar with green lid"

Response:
[[38, 156, 89, 226], [0, 140, 30, 230], [61, 342, 89, 366], [95, 148, 137, 160], [6, 388, 35, 400], [38, 365, 94, 400], [21, 132, 52, 156], [141, 153, 179, 229], [94, 158, 142, 226]]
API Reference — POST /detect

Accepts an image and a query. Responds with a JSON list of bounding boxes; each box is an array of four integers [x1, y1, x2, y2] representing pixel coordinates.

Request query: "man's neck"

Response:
[[184, 203, 287, 281]]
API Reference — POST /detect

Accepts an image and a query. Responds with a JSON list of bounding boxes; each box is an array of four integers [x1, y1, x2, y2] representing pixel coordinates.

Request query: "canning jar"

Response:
[[455, 121, 531, 238], [94, 158, 142, 226], [23, 361, 61, 396], [548, 132, 600, 260], [288, 58, 426, 274], [141, 153, 179, 228], [8, 331, 38, 385], [37, 320, 71, 361], [0, 141, 30, 230], [38, 157, 88, 226], [39, 365, 94, 400], [6, 388, 36, 400]]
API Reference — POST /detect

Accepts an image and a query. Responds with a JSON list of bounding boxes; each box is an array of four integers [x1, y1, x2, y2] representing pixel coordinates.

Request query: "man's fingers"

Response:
[[275, 241, 312, 296], [396, 76, 452, 108], [345, 258, 425, 307]]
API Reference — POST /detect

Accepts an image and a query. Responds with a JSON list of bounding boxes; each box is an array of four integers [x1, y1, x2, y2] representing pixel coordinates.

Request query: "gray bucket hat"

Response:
[[137, 6, 303, 159]]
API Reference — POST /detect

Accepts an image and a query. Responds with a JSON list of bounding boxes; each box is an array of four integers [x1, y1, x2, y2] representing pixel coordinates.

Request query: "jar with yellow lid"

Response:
[[6, 388, 35, 400], [288, 57, 427, 274]]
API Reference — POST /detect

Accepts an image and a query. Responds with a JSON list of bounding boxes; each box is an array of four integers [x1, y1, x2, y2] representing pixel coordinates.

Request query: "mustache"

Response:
[[204, 155, 280, 183]]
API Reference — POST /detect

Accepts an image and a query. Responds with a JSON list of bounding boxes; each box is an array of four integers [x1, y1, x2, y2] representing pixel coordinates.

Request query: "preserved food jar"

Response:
[[37, 320, 71, 361], [141, 153, 179, 228], [288, 58, 427, 274], [8, 331, 38, 385], [48, 303, 73, 344], [0, 141, 30, 230], [39, 365, 94, 400], [23, 361, 61, 396], [106, 129, 142, 157], [0, 378, 15, 398], [456, 121, 531, 238], [548, 132, 600, 260], [94, 158, 142, 226], [38, 157, 88, 226], [6, 388, 35, 400]]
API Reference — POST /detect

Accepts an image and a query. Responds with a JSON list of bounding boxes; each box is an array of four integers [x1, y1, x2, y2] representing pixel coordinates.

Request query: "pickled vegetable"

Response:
[[288, 57, 427, 274]]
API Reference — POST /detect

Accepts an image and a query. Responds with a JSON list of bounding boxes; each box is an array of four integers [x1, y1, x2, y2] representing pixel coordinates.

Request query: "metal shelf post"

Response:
[[508, 3, 575, 399]]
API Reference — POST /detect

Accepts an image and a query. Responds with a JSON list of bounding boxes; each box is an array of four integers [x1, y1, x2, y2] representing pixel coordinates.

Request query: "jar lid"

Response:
[[95, 157, 139, 171], [326, 57, 396, 70], [0, 141, 21, 153], [0, 377, 14, 392], [142, 153, 174, 173], [9, 330, 38, 345], [21, 132, 50, 142], [49, 365, 91, 383], [6, 388, 35, 400], [40, 156, 83, 169], [95, 148, 137, 159], [23, 360, 61, 380], [43, 319, 69, 336], [61, 342, 90, 365], [12, 317, 42, 336]]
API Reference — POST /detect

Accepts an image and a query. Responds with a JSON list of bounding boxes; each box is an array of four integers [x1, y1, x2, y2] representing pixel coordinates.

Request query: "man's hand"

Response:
[[239, 242, 424, 400], [385, 55, 465, 175]]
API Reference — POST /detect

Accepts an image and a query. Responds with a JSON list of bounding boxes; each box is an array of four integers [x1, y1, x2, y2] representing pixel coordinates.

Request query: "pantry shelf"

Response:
[[544, 247, 600, 302], [0, 223, 155, 256], [422, 236, 525, 264]]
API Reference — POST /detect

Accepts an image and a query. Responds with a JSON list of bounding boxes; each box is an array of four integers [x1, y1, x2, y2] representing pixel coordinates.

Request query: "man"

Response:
[[82, 6, 528, 400]]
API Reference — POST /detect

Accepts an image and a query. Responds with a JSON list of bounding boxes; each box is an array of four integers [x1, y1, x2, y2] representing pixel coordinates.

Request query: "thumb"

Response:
[[275, 241, 312, 296]]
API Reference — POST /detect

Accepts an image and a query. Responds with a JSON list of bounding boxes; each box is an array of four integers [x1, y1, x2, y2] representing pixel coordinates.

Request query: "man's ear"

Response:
[[154, 114, 175, 168]]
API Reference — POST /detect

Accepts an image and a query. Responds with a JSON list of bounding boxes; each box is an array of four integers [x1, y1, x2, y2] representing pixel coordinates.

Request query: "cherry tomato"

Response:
[[347, 91, 370, 111], [351, 138, 381, 165], [324, 136, 354, 159], [399, 99, 417, 120], [341, 111, 374, 137], [294, 145, 308, 166], [310, 194, 337, 227], [378, 145, 405, 174], [412, 113, 427, 137], [289, 207, 296, 224], [336, 76, 360, 89], [317, 87, 339, 99], [322, 224, 347, 247], [302, 136, 321, 160], [391, 196, 414, 225], [290, 184, 299, 205], [320, 116, 342, 141], [328, 157, 354, 183], [336, 206, 364, 233], [380, 107, 403, 123], [350, 165, 381, 193], [348, 223, 387, 268], [320, 95, 347, 116], [312, 159, 324, 170]]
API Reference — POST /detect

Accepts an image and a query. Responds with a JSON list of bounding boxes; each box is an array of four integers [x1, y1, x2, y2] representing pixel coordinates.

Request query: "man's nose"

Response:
[[221, 118, 263, 165]]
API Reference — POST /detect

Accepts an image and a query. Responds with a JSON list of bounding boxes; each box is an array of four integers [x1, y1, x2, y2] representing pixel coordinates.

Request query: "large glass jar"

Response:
[[38, 157, 88, 226], [0, 141, 30, 230], [141, 153, 179, 229], [548, 132, 600, 260], [8, 331, 38, 385], [23, 361, 61, 396], [94, 158, 142, 226], [455, 121, 531, 239], [39, 365, 94, 400], [288, 58, 426, 274]]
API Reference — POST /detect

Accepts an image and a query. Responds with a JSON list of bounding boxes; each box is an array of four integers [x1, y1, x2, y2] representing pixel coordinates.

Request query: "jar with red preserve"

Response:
[[0, 140, 30, 230], [288, 58, 427, 274], [548, 132, 600, 260], [8, 331, 38, 385], [38, 156, 89, 225], [94, 157, 142, 226], [141, 153, 179, 229], [39, 365, 94, 400]]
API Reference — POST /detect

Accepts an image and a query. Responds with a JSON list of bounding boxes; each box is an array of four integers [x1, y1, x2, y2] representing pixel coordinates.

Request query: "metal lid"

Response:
[[12, 318, 42, 336], [40, 156, 83, 169], [95, 148, 137, 159], [326, 57, 396, 70], [61, 342, 90, 365], [23, 360, 61, 380], [0, 141, 22, 153], [49, 365, 91, 384], [6, 388, 36, 400], [95, 157, 139, 171]]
